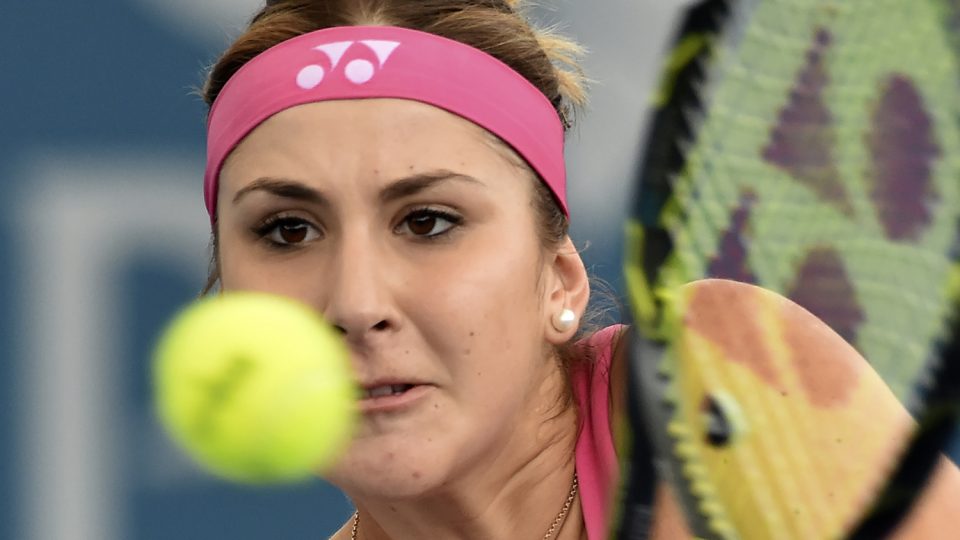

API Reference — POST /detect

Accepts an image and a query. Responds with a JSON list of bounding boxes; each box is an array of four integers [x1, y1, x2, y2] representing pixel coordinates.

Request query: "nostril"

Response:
[[372, 320, 389, 331], [333, 324, 348, 335]]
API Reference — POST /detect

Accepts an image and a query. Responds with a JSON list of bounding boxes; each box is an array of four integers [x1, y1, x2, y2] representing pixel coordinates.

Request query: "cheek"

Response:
[[409, 240, 546, 389], [217, 235, 271, 292], [217, 232, 324, 299], [216, 235, 245, 290]]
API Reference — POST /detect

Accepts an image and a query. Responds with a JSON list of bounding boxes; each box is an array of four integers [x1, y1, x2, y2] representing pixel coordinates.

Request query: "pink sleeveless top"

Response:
[[572, 325, 625, 540]]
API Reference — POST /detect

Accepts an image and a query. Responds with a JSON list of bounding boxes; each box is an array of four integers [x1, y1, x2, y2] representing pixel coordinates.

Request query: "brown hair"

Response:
[[200, 0, 596, 406]]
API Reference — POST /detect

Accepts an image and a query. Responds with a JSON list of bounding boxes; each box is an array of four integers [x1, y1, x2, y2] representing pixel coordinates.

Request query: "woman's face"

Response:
[[217, 99, 573, 496]]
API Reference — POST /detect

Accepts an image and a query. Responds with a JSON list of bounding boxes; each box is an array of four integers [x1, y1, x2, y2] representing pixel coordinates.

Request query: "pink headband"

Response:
[[205, 25, 568, 222]]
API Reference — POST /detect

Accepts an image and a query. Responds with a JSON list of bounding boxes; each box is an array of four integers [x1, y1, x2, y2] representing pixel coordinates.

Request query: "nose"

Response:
[[322, 231, 398, 344]]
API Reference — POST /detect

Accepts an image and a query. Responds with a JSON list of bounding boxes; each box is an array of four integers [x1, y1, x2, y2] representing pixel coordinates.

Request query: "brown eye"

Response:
[[255, 217, 320, 247], [408, 214, 438, 236], [278, 222, 308, 243], [399, 209, 461, 238]]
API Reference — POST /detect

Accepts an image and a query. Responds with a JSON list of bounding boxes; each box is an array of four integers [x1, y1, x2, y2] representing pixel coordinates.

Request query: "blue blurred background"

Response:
[[5, 1, 957, 539], [1, 1, 680, 538]]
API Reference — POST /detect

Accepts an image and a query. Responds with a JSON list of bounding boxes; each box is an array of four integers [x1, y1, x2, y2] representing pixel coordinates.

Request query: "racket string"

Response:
[[645, 0, 960, 537]]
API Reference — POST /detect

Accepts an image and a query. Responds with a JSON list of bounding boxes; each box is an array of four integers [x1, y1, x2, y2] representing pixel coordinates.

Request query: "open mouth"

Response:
[[358, 383, 431, 413], [363, 383, 415, 399]]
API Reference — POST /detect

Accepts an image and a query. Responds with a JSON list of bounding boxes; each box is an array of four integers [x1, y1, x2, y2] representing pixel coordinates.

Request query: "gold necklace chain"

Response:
[[349, 472, 578, 540]]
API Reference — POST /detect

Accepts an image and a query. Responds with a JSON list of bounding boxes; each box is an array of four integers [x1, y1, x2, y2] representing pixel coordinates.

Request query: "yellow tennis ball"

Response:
[[153, 291, 357, 484]]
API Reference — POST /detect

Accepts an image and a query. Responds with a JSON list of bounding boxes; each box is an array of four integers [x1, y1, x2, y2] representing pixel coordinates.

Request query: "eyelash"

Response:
[[251, 214, 318, 250], [397, 207, 464, 240], [250, 207, 464, 249]]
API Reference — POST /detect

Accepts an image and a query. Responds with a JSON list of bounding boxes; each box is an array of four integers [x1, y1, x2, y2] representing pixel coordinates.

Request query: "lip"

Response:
[[358, 384, 433, 414], [359, 378, 430, 389]]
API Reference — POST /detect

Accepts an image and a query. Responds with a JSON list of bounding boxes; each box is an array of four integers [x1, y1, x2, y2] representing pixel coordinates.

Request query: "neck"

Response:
[[349, 396, 584, 540]]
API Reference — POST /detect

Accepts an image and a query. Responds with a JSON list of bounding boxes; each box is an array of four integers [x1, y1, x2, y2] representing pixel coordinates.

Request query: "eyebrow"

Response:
[[232, 170, 484, 206], [233, 177, 329, 206], [379, 170, 484, 203]]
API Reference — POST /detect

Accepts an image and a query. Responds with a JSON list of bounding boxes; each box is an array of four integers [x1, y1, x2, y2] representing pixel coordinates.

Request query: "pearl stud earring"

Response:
[[553, 308, 576, 331]]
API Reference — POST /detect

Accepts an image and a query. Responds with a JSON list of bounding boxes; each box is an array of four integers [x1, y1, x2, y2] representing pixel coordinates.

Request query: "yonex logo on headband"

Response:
[[206, 26, 568, 223], [296, 40, 401, 88]]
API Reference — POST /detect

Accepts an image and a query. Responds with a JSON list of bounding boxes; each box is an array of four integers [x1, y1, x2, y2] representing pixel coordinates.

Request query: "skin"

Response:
[[213, 97, 960, 539], [216, 98, 590, 540]]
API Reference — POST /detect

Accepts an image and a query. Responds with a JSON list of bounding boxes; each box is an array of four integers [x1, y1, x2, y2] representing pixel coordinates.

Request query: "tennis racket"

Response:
[[615, 0, 960, 538]]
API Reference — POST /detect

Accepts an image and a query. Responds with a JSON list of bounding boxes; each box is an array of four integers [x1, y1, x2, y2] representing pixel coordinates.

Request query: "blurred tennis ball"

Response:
[[153, 291, 357, 484]]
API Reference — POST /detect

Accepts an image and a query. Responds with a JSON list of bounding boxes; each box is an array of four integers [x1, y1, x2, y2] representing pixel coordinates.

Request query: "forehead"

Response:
[[220, 98, 528, 189]]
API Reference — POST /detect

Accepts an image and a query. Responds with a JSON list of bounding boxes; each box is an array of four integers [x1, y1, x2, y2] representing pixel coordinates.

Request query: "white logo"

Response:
[[296, 40, 401, 89]]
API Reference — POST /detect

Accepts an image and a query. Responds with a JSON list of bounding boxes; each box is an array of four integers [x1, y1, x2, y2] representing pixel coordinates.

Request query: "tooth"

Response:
[[368, 386, 393, 398]]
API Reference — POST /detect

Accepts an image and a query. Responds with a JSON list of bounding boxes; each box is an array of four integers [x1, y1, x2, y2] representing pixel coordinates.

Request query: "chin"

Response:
[[324, 439, 451, 499], [326, 462, 445, 500]]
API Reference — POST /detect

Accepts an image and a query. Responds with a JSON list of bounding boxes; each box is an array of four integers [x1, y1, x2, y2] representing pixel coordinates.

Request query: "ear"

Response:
[[543, 236, 590, 345]]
